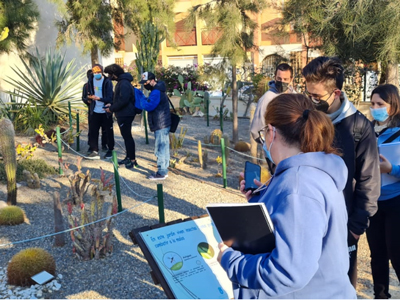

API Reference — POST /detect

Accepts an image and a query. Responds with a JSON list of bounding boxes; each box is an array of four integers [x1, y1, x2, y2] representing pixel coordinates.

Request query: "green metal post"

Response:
[[112, 151, 122, 212], [205, 91, 209, 127], [76, 110, 80, 151], [56, 126, 63, 175], [220, 92, 224, 132], [221, 138, 227, 188], [157, 184, 165, 224], [68, 101, 73, 132], [143, 110, 149, 144]]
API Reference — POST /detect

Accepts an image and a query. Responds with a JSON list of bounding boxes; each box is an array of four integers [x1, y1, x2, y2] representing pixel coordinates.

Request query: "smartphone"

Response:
[[102, 105, 109, 109], [244, 161, 261, 193]]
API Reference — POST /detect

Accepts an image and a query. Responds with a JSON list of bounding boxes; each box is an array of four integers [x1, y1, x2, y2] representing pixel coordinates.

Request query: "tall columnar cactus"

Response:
[[135, 21, 165, 75], [0, 118, 17, 205]]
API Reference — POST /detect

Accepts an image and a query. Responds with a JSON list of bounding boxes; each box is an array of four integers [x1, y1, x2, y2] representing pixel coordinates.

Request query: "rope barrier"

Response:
[[60, 138, 98, 160], [226, 146, 265, 162], [0, 195, 157, 248]]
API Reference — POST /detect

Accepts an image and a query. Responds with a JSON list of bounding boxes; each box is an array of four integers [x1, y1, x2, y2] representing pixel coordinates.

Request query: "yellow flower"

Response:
[[216, 156, 222, 165]]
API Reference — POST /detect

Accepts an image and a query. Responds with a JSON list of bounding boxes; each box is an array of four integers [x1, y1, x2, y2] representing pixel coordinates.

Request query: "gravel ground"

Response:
[[0, 114, 399, 299]]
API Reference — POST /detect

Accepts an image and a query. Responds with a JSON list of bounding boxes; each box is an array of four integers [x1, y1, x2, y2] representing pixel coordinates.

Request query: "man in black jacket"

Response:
[[302, 57, 380, 288], [83, 64, 115, 159], [81, 69, 108, 153], [104, 64, 139, 169]]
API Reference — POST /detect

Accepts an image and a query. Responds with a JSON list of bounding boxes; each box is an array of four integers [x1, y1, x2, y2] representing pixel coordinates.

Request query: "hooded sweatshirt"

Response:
[[220, 152, 356, 299], [109, 73, 136, 118], [250, 81, 279, 142], [328, 91, 357, 125]]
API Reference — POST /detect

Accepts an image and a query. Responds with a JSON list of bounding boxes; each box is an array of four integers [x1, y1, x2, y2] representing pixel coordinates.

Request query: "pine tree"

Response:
[[52, 0, 115, 66], [189, 0, 267, 143], [0, 0, 39, 54], [281, 0, 400, 85]]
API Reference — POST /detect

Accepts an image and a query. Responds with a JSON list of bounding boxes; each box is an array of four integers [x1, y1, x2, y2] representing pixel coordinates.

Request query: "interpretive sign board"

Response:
[[130, 216, 234, 299]]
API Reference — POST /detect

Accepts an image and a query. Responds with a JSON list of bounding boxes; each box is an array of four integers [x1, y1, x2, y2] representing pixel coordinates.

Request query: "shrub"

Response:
[[0, 206, 25, 225], [0, 159, 56, 183], [7, 248, 56, 286]]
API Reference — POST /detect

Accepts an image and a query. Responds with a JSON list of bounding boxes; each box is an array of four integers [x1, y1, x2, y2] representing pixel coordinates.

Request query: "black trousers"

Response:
[[348, 229, 359, 289], [88, 113, 107, 147], [366, 198, 400, 299], [117, 116, 135, 160], [89, 112, 114, 152]]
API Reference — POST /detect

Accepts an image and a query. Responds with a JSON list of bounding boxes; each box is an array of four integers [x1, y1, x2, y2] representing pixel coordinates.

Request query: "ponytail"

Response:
[[265, 94, 340, 155]]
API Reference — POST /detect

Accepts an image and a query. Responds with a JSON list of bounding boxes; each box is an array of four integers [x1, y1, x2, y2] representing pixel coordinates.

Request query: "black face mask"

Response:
[[275, 81, 289, 93], [314, 100, 330, 113], [144, 84, 153, 91]]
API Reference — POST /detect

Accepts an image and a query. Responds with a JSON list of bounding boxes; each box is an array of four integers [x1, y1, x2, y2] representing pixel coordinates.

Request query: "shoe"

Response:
[[102, 145, 109, 152], [125, 160, 139, 169], [148, 173, 168, 180], [198, 111, 204, 117], [104, 150, 113, 159], [118, 157, 130, 165], [87, 151, 100, 159], [87, 148, 93, 155]]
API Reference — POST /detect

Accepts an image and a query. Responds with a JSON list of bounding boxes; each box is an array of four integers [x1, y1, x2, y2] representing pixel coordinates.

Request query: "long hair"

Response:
[[371, 84, 400, 127]]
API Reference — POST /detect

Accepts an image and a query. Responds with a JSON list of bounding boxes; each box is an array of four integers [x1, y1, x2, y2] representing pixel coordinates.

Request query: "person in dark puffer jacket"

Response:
[[104, 64, 139, 169], [138, 71, 171, 180]]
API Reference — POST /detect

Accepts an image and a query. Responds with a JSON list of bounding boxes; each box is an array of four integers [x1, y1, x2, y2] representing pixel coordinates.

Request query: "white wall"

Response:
[[0, 0, 115, 93]]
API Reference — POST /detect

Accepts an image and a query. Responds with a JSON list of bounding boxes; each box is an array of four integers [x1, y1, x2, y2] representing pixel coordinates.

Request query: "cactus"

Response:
[[210, 129, 223, 145], [234, 141, 251, 152], [53, 192, 66, 247], [202, 150, 208, 169], [0, 206, 25, 225], [203, 135, 210, 144], [65, 157, 91, 205], [135, 21, 165, 75], [7, 248, 56, 286], [23, 170, 40, 189], [174, 75, 209, 114], [67, 168, 117, 260], [0, 118, 17, 205]]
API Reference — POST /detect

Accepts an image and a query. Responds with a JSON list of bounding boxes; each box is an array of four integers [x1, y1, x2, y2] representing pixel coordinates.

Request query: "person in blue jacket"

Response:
[[220, 94, 356, 299], [366, 84, 400, 299], [138, 71, 171, 180]]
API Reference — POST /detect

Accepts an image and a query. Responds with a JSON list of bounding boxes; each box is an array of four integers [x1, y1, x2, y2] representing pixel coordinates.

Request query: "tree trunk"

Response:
[[91, 46, 99, 67], [386, 60, 399, 87], [232, 65, 239, 144]]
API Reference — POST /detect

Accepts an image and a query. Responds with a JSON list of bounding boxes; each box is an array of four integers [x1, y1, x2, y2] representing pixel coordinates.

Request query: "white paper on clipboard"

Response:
[[379, 141, 400, 187]]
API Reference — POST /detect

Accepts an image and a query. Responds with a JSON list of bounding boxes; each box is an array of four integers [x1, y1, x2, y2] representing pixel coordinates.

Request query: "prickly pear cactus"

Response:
[[0, 118, 17, 205]]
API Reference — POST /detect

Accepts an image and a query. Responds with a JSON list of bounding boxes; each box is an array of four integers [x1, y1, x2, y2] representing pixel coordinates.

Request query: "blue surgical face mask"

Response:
[[262, 127, 276, 165], [94, 73, 102, 80], [370, 107, 389, 123]]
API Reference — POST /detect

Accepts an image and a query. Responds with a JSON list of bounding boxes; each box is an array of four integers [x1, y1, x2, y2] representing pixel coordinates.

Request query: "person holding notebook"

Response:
[[218, 94, 356, 299], [366, 84, 400, 299]]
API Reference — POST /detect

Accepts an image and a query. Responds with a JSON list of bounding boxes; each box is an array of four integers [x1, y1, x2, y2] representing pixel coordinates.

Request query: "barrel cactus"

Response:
[[234, 141, 251, 152], [0, 205, 25, 225], [0, 118, 17, 205], [7, 248, 56, 286], [210, 129, 223, 145]]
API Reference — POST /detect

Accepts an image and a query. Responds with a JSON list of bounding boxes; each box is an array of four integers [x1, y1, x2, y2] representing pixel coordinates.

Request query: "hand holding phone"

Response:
[[244, 161, 261, 195]]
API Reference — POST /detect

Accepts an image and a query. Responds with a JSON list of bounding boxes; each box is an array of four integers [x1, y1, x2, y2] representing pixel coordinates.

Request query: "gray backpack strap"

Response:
[[353, 112, 365, 146]]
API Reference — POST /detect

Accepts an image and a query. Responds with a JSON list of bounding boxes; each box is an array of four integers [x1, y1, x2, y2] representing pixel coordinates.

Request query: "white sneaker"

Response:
[[198, 111, 204, 117]]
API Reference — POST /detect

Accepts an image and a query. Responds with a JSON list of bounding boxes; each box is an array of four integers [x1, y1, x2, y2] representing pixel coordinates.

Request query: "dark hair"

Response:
[[86, 69, 93, 79], [265, 94, 339, 155], [302, 56, 344, 91], [104, 64, 124, 77], [275, 63, 293, 78], [371, 84, 400, 127]]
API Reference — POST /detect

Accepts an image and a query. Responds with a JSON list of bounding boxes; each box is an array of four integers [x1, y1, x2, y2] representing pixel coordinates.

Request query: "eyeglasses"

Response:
[[257, 125, 269, 145], [304, 88, 336, 104]]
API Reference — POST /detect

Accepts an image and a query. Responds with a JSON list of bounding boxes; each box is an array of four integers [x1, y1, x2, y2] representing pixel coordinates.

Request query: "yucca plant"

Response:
[[4, 48, 86, 120]]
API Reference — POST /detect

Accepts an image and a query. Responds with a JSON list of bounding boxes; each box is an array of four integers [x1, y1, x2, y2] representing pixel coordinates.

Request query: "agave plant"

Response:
[[4, 48, 86, 119]]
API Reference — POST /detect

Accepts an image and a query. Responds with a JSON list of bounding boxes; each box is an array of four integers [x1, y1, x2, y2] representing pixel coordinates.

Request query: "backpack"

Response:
[[353, 111, 366, 147], [133, 87, 143, 115]]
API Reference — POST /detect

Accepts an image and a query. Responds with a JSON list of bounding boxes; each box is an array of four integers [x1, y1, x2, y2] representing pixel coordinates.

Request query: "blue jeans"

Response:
[[154, 127, 170, 176]]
